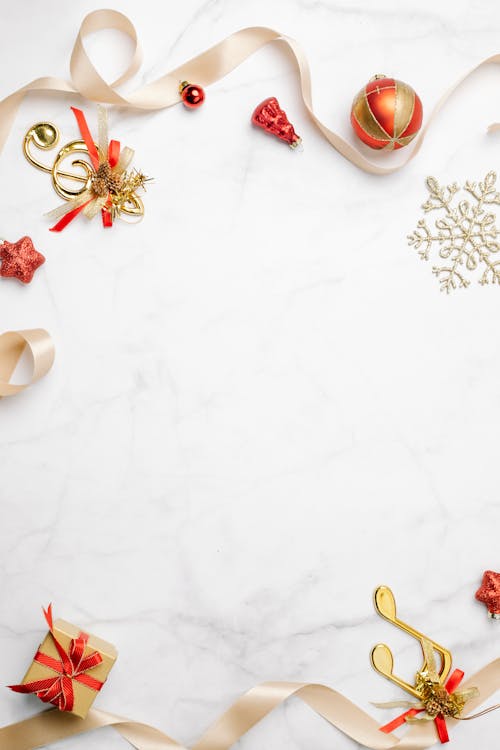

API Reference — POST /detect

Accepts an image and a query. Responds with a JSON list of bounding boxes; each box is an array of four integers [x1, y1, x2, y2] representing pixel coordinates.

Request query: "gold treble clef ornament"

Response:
[[370, 586, 500, 744], [23, 107, 150, 232]]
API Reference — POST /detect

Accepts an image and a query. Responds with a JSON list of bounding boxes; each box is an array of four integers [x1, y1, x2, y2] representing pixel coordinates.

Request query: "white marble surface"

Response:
[[0, 0, 499, 747]]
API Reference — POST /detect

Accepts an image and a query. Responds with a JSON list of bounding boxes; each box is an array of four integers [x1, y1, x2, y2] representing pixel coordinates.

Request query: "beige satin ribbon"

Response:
[[2, 10, 500, 174], [1, 659, 498, 750], [0, 329, 55, 396]]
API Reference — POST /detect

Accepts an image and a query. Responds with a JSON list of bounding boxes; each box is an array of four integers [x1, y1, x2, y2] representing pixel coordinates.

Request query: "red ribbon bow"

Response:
[[9, 604, 104, 713], [379, 668, 465, 744], [50, 107, 121, 232]]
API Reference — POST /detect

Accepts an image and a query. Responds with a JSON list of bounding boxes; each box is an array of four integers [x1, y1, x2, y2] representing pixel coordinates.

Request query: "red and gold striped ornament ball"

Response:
[[350, 75, 423, 150]]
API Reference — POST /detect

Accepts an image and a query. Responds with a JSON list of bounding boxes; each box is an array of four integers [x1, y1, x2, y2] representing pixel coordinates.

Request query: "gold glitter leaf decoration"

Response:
[[409, 172, 500, 292]]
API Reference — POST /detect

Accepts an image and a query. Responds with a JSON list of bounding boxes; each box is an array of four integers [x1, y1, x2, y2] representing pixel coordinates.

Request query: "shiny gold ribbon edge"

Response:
[[1, 658, 498, 750], [3, 9, 500, 175]]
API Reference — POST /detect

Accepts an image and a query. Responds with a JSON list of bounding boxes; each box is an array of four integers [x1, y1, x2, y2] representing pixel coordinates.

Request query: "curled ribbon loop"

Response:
[[2, 10, 500, 173], [1, 659, 499, 750], [0, 329, 54, 397]]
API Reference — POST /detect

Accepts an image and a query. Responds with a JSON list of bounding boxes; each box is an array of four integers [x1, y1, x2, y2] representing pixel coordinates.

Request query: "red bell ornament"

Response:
[[350, 75, 423, 150], [180, 81, 205, 109], [252, 97, 301, 148]]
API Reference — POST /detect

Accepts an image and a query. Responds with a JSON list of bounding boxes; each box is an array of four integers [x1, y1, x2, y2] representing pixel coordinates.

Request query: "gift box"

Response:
[[10, 606, 117, 718]]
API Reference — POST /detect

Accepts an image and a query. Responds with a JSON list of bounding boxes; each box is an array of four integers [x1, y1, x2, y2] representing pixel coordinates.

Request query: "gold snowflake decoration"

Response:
[[408, 172, 500, 292]]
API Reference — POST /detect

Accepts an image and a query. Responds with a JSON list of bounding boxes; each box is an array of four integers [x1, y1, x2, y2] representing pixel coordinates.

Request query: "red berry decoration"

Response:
[[476, 570, 500, 619], [351, 75, 423, 150], [180, 81, 205, 109], [252, 97, 301, 149]]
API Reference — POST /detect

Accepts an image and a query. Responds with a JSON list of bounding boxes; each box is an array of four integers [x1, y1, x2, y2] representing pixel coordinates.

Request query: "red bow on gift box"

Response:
[[9, 605, 104, 712]]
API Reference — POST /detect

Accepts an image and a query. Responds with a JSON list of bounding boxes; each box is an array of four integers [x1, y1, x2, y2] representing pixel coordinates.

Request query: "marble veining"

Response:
[[0, 0, 498, 748]]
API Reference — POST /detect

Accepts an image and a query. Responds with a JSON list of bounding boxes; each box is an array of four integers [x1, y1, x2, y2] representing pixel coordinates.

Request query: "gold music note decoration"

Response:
[[23, 106, 149, 232], [371, 585, 452, 697], [371, 585, 483, 743]]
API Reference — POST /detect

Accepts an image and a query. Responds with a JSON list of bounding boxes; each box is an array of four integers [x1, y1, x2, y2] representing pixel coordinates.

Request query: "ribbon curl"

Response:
[[0, 329, 54, 397], [2, 10, 500, 174], [1, 659, 499, 750]]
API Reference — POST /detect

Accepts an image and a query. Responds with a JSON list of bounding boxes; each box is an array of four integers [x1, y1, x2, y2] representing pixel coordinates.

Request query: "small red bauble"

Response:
[[252, 97, 301, 148], [476, 570, 500, 619], [351, 75, 423, 150], [0, 236, 45, 283], [179, 81, 205, 109]]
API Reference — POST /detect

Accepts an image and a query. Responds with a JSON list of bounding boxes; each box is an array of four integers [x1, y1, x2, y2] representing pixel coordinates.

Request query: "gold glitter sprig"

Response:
[[374, 638, 479, 728], [109, 170, 151, 220]]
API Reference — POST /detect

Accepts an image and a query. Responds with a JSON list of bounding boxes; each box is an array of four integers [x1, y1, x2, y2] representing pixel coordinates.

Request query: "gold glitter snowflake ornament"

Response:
[[408, 172, 500, 292]]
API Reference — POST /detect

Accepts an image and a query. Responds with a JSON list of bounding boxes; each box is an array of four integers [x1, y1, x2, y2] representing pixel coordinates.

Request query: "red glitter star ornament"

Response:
[[0, 236, 45, 283], [476, 570, 500, 619]]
